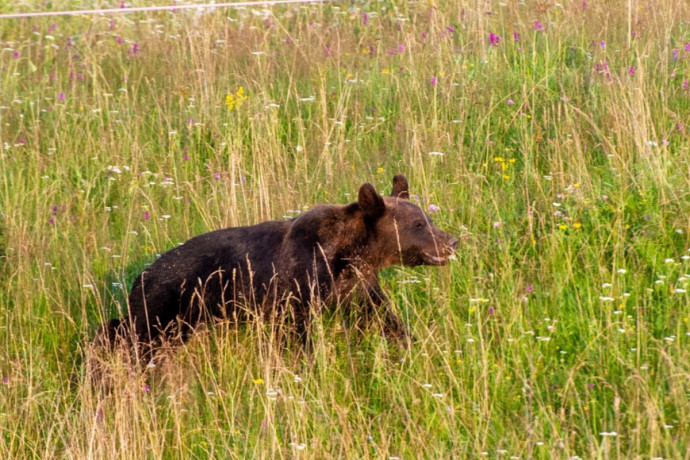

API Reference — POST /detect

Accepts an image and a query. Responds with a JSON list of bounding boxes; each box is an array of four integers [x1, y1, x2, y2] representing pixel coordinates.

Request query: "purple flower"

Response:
[[116, 37, 123, 45], [143, 211, 150, 220], [594, 61, 610, 77], [130, 43, 139, 55], [599, 41, 606, 49], [143, 384, 150, 393], [361, 12, 369, 26], [685, 42, 690, 52], [672, 49, 679, 60], [684, 80, 689, 91], [397, 44, 404, 53], [489, 33, 501, 46], [2, 377, 8, 385], [215, 173, 221, 179], [507, 99, 515, 106], [66, 37, 74, 47], [446, 25, 455, 34], [487, 307, 495, 315], [12, 51, 19, 58], [58, 92, 66, 102], [183, 153, 189, 161], [628, 66, 635, 76], [631, 31, 637, 38], [525, 284, 535, 295], [662, 139, 669, 146], [428, 204, 440, 212], [430, 76, 438, 86], [492, 221, 502, 229], [421, 32, 428, 40], [187, 118, 194, 125], [582, 1, 588, 9], [533, 21, 544, 32], [513, 31, 520, 43]]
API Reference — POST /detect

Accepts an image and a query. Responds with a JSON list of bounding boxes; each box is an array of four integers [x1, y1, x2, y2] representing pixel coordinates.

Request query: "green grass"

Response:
[[1, 0, 690, 458]]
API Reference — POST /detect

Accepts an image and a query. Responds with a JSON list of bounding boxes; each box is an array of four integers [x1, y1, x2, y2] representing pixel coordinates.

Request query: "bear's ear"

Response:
[[390, 174, 410, 200], [358, 183, 385, 220]]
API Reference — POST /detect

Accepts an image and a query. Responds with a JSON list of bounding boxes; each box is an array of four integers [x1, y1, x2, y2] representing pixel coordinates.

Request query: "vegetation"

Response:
[[1, 0, 689, 457]]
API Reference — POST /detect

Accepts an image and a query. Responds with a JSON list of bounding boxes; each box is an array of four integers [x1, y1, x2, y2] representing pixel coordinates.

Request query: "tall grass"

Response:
[[1, 0, 689, 458]]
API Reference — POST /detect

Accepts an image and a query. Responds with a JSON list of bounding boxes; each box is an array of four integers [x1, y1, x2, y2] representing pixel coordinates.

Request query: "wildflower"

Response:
[[58, 92, 66, 102], [513, 31, 520, 42], [446, 25, 455, 34], [253, 378, 264, 384], [430, 76, 438, 86], [628, 66, 635, 76], [507, 99, 515, 106], [143, 211, 150, 220], [487, 307, 495, 315], [225, 87, 248, 111], [599, 41, 606, 49], [116, 37, 123, 45], [683, 80, 689, 91], [215, 173, 221, 179], [361, 12, 369, 26], [12, 51, 19, 58], [685, 43, 690, 53], [533, 21, 544, 32], [428, 204, 440, 212], [489, 33, 501, 46]]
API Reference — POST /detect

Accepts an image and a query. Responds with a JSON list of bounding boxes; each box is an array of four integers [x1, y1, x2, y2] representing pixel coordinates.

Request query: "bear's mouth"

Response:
[[421, 252, 451, 266]]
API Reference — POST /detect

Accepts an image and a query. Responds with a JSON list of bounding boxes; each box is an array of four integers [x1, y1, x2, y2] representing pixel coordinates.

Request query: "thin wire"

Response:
[[0, 0, 343, 19]]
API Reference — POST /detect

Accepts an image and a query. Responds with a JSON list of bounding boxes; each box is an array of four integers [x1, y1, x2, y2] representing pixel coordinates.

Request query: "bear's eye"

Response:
[[415, 221, 425, 229]]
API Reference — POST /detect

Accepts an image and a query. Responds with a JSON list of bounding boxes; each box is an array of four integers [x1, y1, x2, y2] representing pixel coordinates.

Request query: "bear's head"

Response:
[[358, 175, 459, 268]]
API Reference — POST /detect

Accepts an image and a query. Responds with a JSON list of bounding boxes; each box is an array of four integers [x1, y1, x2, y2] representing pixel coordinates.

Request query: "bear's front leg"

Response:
[[360, 279, 412, 342]]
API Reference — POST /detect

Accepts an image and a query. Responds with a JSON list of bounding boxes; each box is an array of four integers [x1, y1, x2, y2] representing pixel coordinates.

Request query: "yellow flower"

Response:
[[253, 378, 264, 384], [225, 87, 248, 111], [573, 222, 582, 229], [376, 166, 385, 174], [559, 224, 568, 230], [381, 68, 390, 74]]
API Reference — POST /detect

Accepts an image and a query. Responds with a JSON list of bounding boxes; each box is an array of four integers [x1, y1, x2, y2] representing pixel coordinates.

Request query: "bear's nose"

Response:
[[448, 236, 459, 251]]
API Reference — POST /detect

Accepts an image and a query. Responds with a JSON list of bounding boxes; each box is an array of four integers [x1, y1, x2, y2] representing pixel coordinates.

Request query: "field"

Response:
[[1, 0, 690, 458]]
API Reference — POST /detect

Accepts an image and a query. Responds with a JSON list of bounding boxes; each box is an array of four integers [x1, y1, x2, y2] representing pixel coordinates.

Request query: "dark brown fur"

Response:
[[97, 175, 457, 351]]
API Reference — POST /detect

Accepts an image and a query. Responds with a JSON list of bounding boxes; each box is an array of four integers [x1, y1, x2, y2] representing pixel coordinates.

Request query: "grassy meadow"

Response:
[[1, 0, 690, 457]]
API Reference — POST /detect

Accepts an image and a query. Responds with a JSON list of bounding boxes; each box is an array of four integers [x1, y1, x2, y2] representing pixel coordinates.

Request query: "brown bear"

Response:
[[98, 174, 457, 351]]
